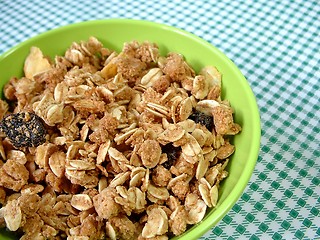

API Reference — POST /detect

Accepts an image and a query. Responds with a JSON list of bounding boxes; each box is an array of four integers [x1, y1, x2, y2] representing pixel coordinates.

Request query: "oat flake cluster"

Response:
[[0, 37, 241, 240]]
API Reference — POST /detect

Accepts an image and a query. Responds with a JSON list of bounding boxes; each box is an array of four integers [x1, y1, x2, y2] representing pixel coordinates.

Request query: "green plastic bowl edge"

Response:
[[0, 19, 261, 240]]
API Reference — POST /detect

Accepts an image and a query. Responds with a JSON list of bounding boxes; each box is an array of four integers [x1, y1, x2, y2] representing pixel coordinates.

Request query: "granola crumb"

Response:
[[152, 165, 172, 187], [0, 159, 29, 191], [0, 38, 241, 239]]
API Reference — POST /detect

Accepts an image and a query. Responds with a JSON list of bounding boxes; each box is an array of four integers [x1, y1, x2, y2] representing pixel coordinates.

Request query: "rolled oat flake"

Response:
[[0, 112, 46, 148]]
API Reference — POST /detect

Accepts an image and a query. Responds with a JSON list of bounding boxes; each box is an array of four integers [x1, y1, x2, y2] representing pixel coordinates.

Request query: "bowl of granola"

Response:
[[0, 19, 260, 239]]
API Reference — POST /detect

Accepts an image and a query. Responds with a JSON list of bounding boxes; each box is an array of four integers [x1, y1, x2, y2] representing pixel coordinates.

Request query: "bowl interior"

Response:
[[0, 19, 260, 240]]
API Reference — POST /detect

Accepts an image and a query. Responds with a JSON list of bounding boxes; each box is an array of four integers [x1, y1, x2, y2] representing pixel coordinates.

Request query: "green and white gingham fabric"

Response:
[[0, 0, 319, 239]]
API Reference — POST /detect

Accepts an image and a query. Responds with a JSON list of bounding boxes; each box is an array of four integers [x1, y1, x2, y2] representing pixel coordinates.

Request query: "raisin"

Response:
[[161, 143, 181, 169], [188, 110, 213, 130], [0, 112, 46, 148]]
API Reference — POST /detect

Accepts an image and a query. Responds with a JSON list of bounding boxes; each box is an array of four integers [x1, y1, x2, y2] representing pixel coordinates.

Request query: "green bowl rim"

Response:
[[0, 19, 261, 239]]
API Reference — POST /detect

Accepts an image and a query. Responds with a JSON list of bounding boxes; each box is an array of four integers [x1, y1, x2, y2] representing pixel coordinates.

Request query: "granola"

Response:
[[0, 37, 241, 239]]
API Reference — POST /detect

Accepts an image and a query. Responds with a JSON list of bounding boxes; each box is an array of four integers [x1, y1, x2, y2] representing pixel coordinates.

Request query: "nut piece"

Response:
[[216, 141, 235, 159], [140, 68, 163, 87], [35, 143, 57, 169], [142, 207, 168, 238], [157, 124, 185, 144], [185, 193, 207, 225], [181, 133, 202, 157], [24, 46, 52, 79], [48, 151, 66, 177], [138, 140, 161, 168], [195, 99, 219, 116], [192, 75, 208, 99], [210, 184, 219, 207], [96, 140, 111, 164], [169, 206, 187, 236], [71, 194, 93, 211], [200, 66, 222, 100], [3, 199, 22, 231], [0, 38, 241, 239], [7, 150, 27, 165], [147, 183, 170, 201]]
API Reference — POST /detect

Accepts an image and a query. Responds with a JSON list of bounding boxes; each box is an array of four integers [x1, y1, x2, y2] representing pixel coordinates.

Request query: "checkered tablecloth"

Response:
[[0, 0, 319, 239]]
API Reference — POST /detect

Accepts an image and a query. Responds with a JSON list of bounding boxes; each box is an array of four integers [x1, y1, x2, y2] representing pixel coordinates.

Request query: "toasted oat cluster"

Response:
[[0, 37, 241, 239]]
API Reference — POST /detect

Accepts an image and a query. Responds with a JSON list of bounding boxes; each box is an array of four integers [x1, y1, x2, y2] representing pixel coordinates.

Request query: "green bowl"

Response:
[[0, 19, 260, 239]]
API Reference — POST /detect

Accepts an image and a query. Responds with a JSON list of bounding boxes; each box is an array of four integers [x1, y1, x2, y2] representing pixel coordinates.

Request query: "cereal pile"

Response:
[[0, 37, 241, 239]]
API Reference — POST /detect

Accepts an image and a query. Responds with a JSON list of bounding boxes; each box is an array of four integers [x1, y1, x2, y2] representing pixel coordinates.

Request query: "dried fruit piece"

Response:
[[0, 112, 46, 148], [188, 110, 213, 131], [0, 38, 242, 239], [161, 143, 181, 169]]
